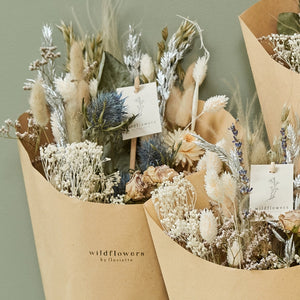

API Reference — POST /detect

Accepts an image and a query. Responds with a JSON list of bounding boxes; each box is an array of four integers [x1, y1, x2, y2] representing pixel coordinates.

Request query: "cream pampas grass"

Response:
[[29, 80, 49, 127], [191, 56, 208, 131], [199, 209, 218, 243], [100, 0, 122, 62], [227, 240, 243, 267], [140, 54, 155, 82], [63, 41, 90, 143], [220, 172, 237, 218], [202, 95, 229, 114], [70, 41, 84, 81], [204, 170, 224, 203]]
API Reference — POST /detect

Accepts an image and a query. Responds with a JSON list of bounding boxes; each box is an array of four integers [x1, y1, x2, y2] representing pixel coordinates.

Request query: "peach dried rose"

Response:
[[143, 165, 178, 185], [125, 171, 150, 201], [278, 210, 300, 233]]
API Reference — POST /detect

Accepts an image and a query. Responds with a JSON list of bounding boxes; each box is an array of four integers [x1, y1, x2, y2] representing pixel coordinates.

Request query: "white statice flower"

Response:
[[151, 174, 196, 233], [202, 95, 229, 114], [54, 73, 77, 102], [89, 78, 98, 99], [140, 53, 155, 82], [165, 128, 204, 168], [199, 209, 218, 243], [40, 140, 121, 203], [227, 239, 243, 267], [186, 236, 208, 257]]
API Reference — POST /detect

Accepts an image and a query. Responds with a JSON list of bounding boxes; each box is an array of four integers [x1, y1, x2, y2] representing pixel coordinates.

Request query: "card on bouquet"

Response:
[[117, 82, 162, 140], [249, 164, 294, 219]]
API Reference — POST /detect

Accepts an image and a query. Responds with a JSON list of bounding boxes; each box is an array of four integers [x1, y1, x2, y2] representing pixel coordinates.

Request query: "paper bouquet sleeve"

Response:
[[17, 113, 168, 300], [144, 172, 300, 300], [239, 0, 300, 145]]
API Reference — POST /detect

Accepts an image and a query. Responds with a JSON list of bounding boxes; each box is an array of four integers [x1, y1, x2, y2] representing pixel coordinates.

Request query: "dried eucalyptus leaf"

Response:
[[98, 51, 132, 92], [277, 12, 300, 35]]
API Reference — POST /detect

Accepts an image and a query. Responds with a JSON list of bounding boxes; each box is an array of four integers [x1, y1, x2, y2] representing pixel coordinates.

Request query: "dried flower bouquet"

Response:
[[1, 0, 239, 297]]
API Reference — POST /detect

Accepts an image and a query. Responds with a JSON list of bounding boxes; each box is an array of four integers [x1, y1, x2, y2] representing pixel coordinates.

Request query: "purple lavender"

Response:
[[229, 123, 252, 195], [280, 127, 287, 164]]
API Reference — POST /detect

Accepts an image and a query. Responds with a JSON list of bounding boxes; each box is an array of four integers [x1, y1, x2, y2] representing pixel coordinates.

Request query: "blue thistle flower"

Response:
[[137, 135, 174, 172], [86, 92, 128, 129], [113, 171, 130, 195]]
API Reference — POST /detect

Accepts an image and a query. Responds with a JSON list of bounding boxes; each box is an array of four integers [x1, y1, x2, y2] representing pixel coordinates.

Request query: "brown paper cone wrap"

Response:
[[144, 172, 300, 300], [239, 0, 300, 145], [17, 113, 168, 300]]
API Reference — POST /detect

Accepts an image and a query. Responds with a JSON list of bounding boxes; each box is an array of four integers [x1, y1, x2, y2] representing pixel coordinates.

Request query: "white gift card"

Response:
[[249, 164, 294, 219], [117, 82, 162, 140]]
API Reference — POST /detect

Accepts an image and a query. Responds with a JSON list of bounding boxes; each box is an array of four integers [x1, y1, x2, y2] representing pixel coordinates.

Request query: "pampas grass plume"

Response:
[[202, 95, 229, 114], [220, 172, 236, 218], [29, 80, 49, 127], [227, 240, 243, 267], [70, 41, 84, 81], [140, 54, 155, 82], [77, 80, 90, 105], [204, 170, 224, 203], [193, 56, 207, 86], [199, 209, 218, 243]]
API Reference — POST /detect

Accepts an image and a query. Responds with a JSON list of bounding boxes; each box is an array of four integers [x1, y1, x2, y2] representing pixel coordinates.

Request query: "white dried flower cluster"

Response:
[[40, 141, 123, 203], [152, 174, 196, 232], [124, 25, 142, 79], [157, 19, 196, 115], [24, 25, 67, 146], [286, 124, 300, 164], [259, 33, 300, 73]]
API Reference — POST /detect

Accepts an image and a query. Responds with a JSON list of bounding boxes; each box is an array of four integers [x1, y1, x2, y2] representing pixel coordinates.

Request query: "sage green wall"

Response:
[[0, 0, 257, 298]]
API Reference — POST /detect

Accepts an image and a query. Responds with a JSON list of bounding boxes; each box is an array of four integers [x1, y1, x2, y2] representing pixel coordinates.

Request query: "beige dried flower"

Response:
[[70, 41, 85, 81], [204, 170, 224, 203], [227, 239, 243, 267], [220, 172, 237, 218], [278, 210, 300, 233], [89, 78, 98, 99], [202, 95, 229, 114], [165, 128, 204, 168], [143, 165, 178, 185], [29, 80, 49, 127], [125, 171, 150, 201], [199, 209, 218, 243], [140, 53, 155, 82], [191, 56, 208, 130]]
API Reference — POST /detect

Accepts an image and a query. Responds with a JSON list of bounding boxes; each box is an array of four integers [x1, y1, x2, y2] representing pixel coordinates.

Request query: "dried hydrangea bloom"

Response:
[[278, 210, 300, 233], [165, 128, 204, 168]]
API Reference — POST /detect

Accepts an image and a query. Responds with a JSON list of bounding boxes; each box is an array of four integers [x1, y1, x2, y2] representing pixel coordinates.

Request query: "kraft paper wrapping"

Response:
[[239, 0, 300, 145], [144, 172, 300, 300], [17, 113, 168, 300]]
